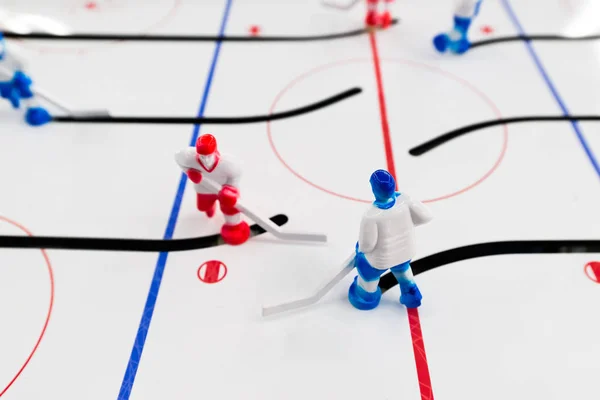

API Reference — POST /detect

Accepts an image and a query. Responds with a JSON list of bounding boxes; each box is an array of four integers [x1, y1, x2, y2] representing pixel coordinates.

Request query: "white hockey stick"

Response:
[[262, 253, 355, 316], [0, 65, 109, 117], [34, 85, 109, 117], [193, 174, 327, 244], [321, 0, 361, 10]]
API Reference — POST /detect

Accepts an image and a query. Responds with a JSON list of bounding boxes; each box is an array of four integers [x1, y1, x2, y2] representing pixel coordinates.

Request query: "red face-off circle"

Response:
[[584, 261, 600, 284], [197, 260, 228, 284]]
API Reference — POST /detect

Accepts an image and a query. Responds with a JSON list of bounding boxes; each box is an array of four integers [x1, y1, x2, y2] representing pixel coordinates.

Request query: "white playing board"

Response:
[[0, 0, 599, 399]]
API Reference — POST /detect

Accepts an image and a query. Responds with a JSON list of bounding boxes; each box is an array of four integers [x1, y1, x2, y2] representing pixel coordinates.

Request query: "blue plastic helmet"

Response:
[[369, 169, 395, 202]]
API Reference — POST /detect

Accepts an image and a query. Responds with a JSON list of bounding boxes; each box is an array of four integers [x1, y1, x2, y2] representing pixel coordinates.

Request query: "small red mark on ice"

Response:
[[197, 260, 227, 284], [584, 261, 600, 284], [85, 1, 97, 10], [480, 25, 494, 35], [249, 25, 261, 36]]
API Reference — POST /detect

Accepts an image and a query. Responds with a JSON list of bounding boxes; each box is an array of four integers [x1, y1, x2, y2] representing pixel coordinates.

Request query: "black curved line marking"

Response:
[[0, 214, 288, 252], [52, 87, 362, 125], [1, 20, 397, 43], [409, 115, 600, 156], [379, 240, 600, 293], [470, 33, 600, 49]]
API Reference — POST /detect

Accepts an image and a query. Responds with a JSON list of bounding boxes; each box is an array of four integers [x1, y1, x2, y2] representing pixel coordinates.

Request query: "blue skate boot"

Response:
[[433, 15, 473, 55], [348, 276, 382, 310], [1, 71, 34, 109], [25, 106, 51, 126], [400, 282, 422, 308]]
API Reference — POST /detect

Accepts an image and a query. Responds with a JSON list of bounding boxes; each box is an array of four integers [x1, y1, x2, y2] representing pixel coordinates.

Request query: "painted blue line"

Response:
[[116, 1, 233, 399], [500, 0, 600, 179]]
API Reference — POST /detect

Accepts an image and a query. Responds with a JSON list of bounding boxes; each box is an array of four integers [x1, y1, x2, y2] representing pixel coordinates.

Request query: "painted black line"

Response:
[[52, 87, 362, 125], [0, 214, 288, 252], [1, 20, 397, 43], [379, 240, 600, 293], [409, 115, 600, 156], [470, 33, 600, 49]]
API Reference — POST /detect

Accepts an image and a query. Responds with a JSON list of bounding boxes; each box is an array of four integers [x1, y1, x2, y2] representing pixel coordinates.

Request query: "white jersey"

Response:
[[358, 193, 432, 270], [174, 147, 241, 194]]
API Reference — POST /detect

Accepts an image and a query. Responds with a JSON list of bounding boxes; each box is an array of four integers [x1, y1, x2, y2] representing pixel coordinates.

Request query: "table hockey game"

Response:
[[0, 0, 599, 399]]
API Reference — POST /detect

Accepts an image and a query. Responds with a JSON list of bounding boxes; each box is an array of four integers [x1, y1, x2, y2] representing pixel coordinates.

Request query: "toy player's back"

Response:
[[362, 195, 418, 269]]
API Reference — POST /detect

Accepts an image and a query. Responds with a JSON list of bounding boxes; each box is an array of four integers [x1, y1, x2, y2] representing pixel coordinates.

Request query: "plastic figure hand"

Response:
[[218, 185, 239, 208], [186, 169, 203, 184]]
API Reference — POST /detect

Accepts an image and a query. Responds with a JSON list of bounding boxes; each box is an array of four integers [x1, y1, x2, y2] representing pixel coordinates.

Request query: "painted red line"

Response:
[[368, 30, 434, 400], [0, 216, 55, 398], [368, 31, 397, 181], [408, 308, 434, 400]]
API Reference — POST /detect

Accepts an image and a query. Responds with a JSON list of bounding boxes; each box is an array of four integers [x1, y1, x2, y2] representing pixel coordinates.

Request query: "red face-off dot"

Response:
[[480, 25, 494, 34], [197, 260, 227, 284], [249, 25, 261, 36], [584, 261, 600, 284], [84, 1, 98, 10]]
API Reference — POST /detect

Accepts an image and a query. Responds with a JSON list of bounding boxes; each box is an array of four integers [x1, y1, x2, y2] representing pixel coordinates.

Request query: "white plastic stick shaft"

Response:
[[261, 253, 355, 317], [33, 86, 76, 115], [0, 65, 109, 116], [192, 174, 327, 243]]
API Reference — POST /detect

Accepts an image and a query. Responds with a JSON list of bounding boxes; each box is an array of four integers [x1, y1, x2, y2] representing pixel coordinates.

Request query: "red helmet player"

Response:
[[175, 133, 250, 245], [196, 133, 217, 155]]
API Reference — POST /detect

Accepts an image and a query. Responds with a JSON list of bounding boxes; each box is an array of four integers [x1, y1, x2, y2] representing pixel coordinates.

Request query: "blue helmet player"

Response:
[[0, 33, 51, 126], [433, 0, 484, 55], [348, 170, 433, 310]]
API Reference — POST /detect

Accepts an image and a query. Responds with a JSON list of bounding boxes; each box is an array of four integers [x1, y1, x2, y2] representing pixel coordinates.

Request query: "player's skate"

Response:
[[221, 221, 250, 245], [399, 282, 422, 308], [0, 70, 51, 126], [348, 276, 382, 310], [433, 15, 472, 54]]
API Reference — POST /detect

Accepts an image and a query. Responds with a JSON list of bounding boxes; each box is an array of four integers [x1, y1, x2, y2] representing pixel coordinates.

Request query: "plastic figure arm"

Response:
[[174, 148, 197, 170], [404, 195, 433, 226], [0, 42, 27, 76], [455, 0, 483, 18], [358, 216, 377, 253]]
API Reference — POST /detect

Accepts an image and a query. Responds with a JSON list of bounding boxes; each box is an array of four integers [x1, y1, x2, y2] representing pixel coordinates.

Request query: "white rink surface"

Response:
[[0, 0, 599, 399]]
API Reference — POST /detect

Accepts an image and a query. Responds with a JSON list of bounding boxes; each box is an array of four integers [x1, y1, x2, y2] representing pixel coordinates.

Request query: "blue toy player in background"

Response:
[[0, 33, 51, 126]]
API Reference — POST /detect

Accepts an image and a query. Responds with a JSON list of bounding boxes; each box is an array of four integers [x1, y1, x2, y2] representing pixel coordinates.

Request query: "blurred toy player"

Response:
[[0, 33, 51, 126], [175, 134, 250, 245], [365, 0, 394, 28], [321, 0, 394, 29], [433, 0, 484, 54], [348, 169, 432, 310]]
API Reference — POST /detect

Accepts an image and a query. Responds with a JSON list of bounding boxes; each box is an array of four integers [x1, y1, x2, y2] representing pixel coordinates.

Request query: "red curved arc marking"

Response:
[[15, 0, 183, 54], [0, 216, 55, 398], [266, 58, 508, 204]]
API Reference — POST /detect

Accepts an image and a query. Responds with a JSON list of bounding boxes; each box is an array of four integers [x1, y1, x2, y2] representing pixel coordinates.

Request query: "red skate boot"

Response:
[[221, 221, 250, 245]]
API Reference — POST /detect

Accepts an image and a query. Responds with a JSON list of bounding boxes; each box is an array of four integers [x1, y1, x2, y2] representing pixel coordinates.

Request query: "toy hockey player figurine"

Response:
[[175, 134, 250, 245], [365, 0, 394, 28], [0, 33, 51, 126], [433, 0, 484, 55], [348, 169, 432, 310]]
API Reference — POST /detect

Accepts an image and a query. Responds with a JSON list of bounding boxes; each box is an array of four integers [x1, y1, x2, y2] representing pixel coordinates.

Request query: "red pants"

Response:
[[196, 193, 241, 225]]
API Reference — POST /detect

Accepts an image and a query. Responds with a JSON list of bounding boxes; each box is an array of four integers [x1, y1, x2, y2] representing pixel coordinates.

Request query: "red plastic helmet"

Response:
[[196, 134, 217, 155]]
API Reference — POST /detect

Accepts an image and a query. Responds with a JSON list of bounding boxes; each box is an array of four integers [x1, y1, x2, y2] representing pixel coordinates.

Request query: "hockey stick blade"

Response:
[[197, 175, 327, 243], [262, 253, 355, 317], [68, 109, 111, 118], [321, 0, 361, 10]]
